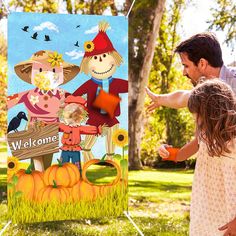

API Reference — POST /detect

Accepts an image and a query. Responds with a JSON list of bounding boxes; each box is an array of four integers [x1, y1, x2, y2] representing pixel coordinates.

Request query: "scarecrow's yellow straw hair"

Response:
[[99, 21, 110, 32]]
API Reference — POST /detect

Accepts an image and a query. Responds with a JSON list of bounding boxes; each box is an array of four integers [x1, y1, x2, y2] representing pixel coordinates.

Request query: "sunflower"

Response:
[[84, 41, 95, 52], [7, 156, 20, 176], [112, 129, 128, 147], [47, 51, 64, 67]]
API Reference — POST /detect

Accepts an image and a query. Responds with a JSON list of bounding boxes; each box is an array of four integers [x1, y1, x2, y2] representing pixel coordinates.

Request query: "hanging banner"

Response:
[[7, 12, 128, 223]]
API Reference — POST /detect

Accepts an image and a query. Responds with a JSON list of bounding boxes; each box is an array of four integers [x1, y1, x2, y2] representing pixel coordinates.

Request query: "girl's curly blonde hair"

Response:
[[188, 79, 236, 157]]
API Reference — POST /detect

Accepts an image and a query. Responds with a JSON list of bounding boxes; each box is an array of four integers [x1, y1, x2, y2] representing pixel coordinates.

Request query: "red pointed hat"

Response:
[[84, 21, 116, 57]]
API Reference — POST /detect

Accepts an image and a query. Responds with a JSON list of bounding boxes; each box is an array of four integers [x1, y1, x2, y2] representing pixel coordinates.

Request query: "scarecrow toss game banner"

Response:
[[7, 12, 128, 223]]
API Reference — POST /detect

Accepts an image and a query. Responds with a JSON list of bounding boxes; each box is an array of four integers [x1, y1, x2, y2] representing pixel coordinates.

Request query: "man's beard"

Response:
[[186, 74, 198, 87], [191, 79, 198, 87]]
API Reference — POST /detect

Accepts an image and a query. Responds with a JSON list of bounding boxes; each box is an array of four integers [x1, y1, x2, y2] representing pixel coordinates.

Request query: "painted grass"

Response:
[[0, 167, 193, 235], [8, 187, 128, 224]]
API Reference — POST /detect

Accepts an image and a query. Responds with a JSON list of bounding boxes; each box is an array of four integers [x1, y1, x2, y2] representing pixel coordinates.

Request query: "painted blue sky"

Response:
[[7, 12, 128, 162]]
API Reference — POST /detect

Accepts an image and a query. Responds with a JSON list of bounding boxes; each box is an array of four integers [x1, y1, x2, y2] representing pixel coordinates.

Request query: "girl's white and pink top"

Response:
[[190, 139, 236, 236]]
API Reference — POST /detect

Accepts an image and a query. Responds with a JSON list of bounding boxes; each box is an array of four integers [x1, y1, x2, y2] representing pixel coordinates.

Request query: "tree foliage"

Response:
[[9, 0, 59, 13], [208, 0, 236, 46], [0, 34, 7, 136], [73, 0, 119, 15]]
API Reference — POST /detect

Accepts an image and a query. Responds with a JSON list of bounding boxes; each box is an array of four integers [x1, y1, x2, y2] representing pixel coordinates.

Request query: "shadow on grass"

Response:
[[6, 214, 189, 236], [129, 168, 194, 175], [129, 180, 192, 192], [17, 220, 88, 236]]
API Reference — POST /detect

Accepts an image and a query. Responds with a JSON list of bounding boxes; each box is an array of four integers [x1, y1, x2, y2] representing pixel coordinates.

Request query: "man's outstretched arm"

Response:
[[145, 87, 191, 110]]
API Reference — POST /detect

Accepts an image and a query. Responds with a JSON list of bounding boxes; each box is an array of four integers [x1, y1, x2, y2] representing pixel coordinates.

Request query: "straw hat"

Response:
[[14, 50, 80, 85]]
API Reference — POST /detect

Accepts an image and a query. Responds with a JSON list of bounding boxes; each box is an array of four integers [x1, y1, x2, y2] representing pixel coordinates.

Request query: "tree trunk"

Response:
[[128, 0, 166, 170]]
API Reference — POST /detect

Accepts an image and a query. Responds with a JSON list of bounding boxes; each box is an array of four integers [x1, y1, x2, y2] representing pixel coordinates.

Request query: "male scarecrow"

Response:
[[8, 50, 80, 171], [72, 21, 128, 161]]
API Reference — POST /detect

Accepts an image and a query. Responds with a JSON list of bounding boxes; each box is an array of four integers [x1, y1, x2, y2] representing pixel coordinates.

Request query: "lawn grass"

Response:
[[0, 165, 193, 235]]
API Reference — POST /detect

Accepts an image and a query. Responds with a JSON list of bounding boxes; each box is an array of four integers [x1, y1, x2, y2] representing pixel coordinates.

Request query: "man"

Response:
[[146, 32, 236, 110], [147, 32, 236, 235]]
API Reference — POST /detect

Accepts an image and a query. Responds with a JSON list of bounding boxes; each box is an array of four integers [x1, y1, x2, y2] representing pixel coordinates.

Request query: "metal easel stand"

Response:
[[0, 221, 11, 236], [124, 211, 144, 236]]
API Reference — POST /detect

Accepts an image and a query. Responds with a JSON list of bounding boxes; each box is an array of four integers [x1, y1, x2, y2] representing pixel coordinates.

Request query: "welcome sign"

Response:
[[7, 124, 59, 160], [7, 12, 128, 223]]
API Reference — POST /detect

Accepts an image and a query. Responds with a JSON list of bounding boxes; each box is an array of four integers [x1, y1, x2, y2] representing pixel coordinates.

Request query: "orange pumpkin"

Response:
[[37, 180, 70, 203], [44, 159, 80, 187], [71, 180, 100, 201], [13, 164, 45, 200]]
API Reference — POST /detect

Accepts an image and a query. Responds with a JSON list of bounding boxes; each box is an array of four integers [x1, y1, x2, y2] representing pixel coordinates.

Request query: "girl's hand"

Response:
[[219, 217, 236, 236], [158, 144, 172, 159]]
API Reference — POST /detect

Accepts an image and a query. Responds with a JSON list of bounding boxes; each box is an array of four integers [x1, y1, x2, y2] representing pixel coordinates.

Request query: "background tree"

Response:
[[127, 0, 166, 170], [74, 0, 119, 15], [9, 0, 58, 13], [208, 0, 236, 46], [0, 33, 7, 137], [141, 0, 195, 167]]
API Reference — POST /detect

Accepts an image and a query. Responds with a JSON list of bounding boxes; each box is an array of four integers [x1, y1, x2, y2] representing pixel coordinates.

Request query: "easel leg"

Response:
[[0, 221, 11, 235], [123, 211, 144, 236]]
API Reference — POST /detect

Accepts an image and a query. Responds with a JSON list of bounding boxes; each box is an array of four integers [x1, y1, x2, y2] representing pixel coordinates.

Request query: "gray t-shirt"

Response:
[[220, 65, 236, 94]]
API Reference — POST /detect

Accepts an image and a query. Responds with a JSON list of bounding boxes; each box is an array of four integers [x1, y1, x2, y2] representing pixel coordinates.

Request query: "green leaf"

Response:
[[7, 183, 14, 189], [14, 191, 23, 198], [100, 154, 106, 162], [114, 154, 122, 160], [123, 145, 129, 151], [12, 175, 18, 185]]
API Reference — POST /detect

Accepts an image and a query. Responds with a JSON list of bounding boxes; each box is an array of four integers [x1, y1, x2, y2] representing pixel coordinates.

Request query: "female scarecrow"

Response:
[[7, 50, 80, 171]]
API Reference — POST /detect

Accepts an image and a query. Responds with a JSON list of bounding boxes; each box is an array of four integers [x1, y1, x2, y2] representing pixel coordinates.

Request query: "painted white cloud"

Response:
[[85, 25, 111, 34], [33, 21, 59, 33], [85, 26, 98, 34], [65, 49, 84, 60]]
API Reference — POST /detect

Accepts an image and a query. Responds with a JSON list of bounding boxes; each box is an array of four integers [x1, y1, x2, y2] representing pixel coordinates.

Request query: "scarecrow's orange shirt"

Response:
[[7, 88, 66, 124], [59, 123, 102, 151]]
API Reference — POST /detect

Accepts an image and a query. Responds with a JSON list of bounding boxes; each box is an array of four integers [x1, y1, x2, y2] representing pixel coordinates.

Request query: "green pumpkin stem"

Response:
[[57, 159, 63, 167], [25, 164, 33, 174], [53, 180, 57, 188]]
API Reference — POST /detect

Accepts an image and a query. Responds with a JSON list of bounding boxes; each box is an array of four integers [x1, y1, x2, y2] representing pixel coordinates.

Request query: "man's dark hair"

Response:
[[175, 33, 223, 67]]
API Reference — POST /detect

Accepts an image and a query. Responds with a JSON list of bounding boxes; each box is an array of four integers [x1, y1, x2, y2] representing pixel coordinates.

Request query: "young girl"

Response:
[[158, 80, 236, 236]]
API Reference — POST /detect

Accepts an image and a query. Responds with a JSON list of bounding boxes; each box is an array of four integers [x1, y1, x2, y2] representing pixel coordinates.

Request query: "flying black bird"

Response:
[[44, 35, 51, 41], [76, 25, 80, 28], [31, 32, 38, 40], [7, 112, 28, 133], [74, 41, 79, 47], [22, 26, 29, 32]]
